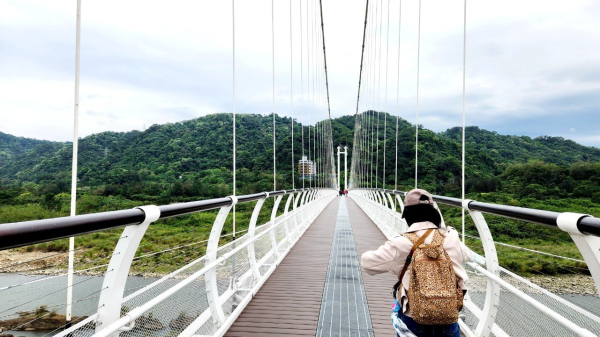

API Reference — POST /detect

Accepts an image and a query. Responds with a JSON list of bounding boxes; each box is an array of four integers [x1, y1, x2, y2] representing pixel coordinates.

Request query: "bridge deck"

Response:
[[225, 196, 397, 337]]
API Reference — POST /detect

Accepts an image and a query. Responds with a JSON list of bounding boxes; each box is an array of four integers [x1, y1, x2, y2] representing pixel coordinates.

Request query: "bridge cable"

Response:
[[290, 0, 295, 190], [232, 0, 237, 237], [313, 0, 318, 189], [370, 0, 377, 188], [461, 0, 467, 242], [318, 0, 332, 120], [395, 0, 402, 192], [375, 0, 382, 189], [371, 0, 379, 189], [354, 0, 370, 116], [300, 0, 305, 188], [66, 0, 82, 324], [383, 0, 391, 190], [317, 0, 332, 187], [312, 0, 316, 189], [415, 0, 421, 188], [272, 0, 276, 190], [307, 0, 311, 189]]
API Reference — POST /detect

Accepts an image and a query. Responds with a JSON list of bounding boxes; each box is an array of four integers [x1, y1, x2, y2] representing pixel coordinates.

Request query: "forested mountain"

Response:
[[0, 132, 63, 170], [1, 112, 599, 203]]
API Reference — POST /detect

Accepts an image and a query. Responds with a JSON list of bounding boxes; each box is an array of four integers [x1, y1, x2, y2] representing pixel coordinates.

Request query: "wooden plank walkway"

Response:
[[224, 197, 340, 337], [225, 196, 397, 336]]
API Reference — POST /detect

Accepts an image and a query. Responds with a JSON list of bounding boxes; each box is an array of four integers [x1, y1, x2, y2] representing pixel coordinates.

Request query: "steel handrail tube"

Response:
[[92, 192, 333, 337], [374, 188, 600, 238], [0, 189, 314, 251]]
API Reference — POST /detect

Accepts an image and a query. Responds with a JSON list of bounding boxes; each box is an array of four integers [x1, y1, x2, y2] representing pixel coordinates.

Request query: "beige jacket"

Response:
[[360, 221, 473, 315]]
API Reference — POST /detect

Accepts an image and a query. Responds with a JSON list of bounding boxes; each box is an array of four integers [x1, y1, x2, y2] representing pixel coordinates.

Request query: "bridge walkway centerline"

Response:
[[224, 196, 397, 336]]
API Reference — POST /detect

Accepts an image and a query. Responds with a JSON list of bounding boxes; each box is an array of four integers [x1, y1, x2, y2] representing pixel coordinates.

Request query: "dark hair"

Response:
[[402, 204, 442, 227]]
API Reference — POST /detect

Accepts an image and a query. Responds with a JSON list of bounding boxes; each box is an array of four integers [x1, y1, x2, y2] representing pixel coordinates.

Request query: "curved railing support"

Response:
[[557, 212, 600, 297], [95, 205, 161, 335], [395, 193, 405, 213], [283, 194, 295, 241], [270, 194, 284, 259], [205, 197, 236, 325], [247, 194, 267, 281], [462, 200, 500, 337]]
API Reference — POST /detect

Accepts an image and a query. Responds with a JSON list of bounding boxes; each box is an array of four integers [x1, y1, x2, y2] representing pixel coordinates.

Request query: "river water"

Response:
[[0, 273, 157, 337]]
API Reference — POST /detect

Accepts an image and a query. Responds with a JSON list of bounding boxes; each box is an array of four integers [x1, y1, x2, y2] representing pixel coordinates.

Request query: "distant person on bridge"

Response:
[[344, 189, 348, 196], [360, 189, 473, 337]]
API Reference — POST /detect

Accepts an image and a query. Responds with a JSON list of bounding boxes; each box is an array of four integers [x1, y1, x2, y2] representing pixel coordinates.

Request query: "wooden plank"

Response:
[[223, 198, 340, 336]]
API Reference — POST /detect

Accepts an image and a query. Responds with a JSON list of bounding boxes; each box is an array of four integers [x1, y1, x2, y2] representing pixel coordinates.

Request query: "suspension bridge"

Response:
[[1, 0, 600, 336]]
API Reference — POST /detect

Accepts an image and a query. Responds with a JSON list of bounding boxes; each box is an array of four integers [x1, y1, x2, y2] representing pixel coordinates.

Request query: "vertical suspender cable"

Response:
[[415, 0, 421, 189], [395, 0, 402, 191], [232, 0, 236, 237], [312, 0, 316, 189], [375, 0, 382, 189], [300, 0, 305, 189], [307, 0, 311, 189], [66, 0, 82, 326], [462, 0, 467, 242], [290, 0, 295, 190], [371, 0, 377, 188], [272, 0, 276, 190], [383, 0, 390, 190]]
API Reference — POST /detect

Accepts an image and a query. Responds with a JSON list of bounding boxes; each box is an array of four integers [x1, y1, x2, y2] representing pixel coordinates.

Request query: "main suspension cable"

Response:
[[318, 0, 332, 120]]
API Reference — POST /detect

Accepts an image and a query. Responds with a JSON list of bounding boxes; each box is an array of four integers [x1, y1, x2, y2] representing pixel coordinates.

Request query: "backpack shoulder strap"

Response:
[[398, 228, 434, 283]]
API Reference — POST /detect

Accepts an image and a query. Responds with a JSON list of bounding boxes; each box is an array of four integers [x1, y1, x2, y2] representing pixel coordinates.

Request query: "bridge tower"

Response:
[[337, 145, 348, 191]]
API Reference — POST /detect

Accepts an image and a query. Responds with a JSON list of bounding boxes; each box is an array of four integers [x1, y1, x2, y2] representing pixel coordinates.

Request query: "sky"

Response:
[[0, 0, 599, 147]]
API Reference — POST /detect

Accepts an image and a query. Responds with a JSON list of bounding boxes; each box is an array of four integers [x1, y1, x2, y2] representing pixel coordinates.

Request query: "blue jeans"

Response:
[[397, 311, 460, 337]]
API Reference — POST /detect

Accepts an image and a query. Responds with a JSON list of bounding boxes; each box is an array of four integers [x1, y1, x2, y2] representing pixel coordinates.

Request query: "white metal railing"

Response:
[[349, 189, 600, 337], [48, 189, 337, 337]]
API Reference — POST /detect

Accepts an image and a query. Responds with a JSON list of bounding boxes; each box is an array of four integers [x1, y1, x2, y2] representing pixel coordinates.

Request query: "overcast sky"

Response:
[[0, 0, 598, 147]]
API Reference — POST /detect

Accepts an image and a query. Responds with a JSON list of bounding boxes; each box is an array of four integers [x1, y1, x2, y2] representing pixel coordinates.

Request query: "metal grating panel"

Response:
[[316, 197, 374, 337]]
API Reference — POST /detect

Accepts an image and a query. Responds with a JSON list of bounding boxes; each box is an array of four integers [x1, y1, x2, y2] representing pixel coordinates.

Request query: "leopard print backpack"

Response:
[[403, 229, 464, 325]]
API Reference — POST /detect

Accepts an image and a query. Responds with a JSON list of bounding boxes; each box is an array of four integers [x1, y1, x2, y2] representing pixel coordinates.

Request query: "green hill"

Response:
[[1, 112, 599, 202], [1, 112, 599, 276]]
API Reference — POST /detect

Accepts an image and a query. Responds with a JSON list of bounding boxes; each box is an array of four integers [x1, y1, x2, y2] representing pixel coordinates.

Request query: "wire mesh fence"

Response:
[[1, 191, 334, 337]]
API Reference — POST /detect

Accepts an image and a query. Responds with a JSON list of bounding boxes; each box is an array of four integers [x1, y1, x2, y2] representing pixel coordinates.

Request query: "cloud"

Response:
[[0, 0, 598, 147]]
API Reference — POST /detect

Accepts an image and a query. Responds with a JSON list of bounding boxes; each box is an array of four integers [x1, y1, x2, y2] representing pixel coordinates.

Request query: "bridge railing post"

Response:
[[204, 197, 236, 326], [95, 205, 161, 336], [556, 212, 600, 297], [247, 194, 267, 281], [384, 192, 395, 234], [269, 194, 284, 259], [283, 193, 295, 243], [462, 200, 500, 337]]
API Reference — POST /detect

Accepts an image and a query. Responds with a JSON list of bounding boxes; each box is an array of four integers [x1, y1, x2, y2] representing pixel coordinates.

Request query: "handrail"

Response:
[[370, 188, 600, 237], [0, 188, 314, 251]]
